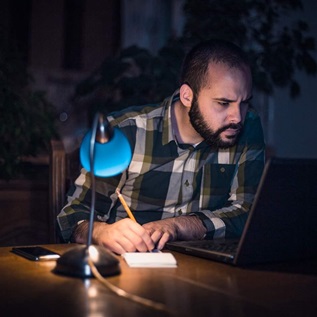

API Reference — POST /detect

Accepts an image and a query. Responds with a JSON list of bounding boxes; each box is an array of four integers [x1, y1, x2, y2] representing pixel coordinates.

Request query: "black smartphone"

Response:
[[11, 246, 60, 261]]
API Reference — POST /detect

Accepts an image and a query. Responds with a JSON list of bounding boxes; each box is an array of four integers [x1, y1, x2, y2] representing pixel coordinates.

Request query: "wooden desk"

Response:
[[1, 244, 316, 317]]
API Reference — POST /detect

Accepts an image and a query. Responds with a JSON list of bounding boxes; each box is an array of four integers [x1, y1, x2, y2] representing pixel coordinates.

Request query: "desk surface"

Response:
[[1, 244, 316, 317]]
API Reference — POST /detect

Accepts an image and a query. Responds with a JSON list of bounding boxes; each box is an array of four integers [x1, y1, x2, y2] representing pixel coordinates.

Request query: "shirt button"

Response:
[[220, 167, 225, 173]]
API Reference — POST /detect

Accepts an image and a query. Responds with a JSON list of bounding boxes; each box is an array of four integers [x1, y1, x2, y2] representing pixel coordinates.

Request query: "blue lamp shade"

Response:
[[80, 127, 132, 177]]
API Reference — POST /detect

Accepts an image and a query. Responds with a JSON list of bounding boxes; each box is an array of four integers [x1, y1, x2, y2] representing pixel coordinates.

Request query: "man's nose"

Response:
[[228, 104, 241, 123]]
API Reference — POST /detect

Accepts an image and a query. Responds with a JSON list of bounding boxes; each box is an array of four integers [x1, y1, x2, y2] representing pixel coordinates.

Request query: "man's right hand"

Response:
[[72, 219, 155, 254]]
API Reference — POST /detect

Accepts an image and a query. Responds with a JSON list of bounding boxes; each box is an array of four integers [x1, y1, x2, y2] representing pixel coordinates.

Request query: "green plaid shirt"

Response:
[[57, 90, 265, 242]]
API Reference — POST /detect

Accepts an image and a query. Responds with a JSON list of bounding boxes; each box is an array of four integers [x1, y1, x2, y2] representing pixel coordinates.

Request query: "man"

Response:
[[57, 39, 265, 254]]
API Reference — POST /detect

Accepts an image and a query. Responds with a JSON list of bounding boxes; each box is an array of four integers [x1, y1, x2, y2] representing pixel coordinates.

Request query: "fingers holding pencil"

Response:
[[115, 189, 157, 252], [116, 189, 137, 222]]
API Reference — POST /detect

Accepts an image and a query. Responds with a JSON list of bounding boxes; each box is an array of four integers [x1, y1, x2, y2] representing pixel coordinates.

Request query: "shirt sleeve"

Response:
[[56, 110, 136, 242], [191, 111, 266, 239], [57, 169, 125, 242]]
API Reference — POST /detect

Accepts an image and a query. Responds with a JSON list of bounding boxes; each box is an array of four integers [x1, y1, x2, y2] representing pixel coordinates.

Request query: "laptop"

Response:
[[165, 157, 317, 265]]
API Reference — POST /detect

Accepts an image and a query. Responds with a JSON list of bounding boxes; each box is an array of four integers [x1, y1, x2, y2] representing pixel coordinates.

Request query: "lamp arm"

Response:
[[87, 113, 100, 246]]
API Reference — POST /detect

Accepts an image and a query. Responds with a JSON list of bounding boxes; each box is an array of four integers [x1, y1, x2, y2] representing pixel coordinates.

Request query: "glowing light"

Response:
[[88, 245, 100, 262]]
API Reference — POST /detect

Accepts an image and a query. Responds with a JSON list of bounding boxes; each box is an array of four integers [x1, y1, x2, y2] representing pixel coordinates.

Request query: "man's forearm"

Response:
[[70, 220, 89, 243], [174, 215, 206, 240], [71, 220, 112, 245]]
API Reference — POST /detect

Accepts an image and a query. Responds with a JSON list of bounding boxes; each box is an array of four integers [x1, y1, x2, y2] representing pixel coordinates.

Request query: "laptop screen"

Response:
[[166, 158, 317, 266]]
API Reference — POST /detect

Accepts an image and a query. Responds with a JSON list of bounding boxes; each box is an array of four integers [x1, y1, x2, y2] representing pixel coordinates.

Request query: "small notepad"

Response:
[[122, 252, 177, 268]]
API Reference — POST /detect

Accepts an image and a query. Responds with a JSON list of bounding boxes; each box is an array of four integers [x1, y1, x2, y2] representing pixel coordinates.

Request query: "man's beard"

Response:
[[188, 95, 243, 149]]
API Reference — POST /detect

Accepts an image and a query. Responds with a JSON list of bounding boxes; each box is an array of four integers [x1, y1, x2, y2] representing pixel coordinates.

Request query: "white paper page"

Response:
[[122, 252, 177, 268]]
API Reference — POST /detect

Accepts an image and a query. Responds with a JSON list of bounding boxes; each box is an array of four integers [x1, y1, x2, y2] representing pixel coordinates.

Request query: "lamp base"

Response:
[[53, 245, 121, 278]]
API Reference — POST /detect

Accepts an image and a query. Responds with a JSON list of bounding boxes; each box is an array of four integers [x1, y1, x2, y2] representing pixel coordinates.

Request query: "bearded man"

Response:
[[58, 39, 265, 254]]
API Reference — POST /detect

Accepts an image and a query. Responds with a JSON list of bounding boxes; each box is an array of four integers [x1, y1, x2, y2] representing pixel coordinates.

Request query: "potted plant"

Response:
[[0, 25, 59, 246], [71, 0, 316, 118], [72, 43, 185, 117], [181, 0, 316, 97], [0, 26, 58, 180]]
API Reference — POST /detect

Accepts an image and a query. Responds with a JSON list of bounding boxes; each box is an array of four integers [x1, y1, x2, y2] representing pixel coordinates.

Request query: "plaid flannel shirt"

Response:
[[57, 90, 265, 242]]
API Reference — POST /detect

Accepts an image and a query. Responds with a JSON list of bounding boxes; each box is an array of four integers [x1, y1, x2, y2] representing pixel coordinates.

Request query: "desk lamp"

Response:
[[54, 113, 132, 278]]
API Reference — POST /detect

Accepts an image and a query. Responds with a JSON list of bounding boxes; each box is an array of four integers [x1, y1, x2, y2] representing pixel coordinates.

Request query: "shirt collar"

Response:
[[162, 89, 180, 146]]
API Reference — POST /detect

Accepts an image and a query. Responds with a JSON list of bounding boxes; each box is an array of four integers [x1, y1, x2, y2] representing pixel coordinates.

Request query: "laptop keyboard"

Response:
[[192, 240, 239, 254]]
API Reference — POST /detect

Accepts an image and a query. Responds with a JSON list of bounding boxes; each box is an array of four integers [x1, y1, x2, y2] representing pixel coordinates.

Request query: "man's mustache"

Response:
[[217, 123, 243, 134]]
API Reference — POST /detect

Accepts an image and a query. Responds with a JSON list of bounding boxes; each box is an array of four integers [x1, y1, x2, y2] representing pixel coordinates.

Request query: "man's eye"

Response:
[[218, 102, 229, 106]]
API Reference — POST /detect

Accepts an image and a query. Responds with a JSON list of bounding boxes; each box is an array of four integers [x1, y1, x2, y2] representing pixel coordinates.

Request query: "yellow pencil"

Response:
[[116, 189, 137, 222]]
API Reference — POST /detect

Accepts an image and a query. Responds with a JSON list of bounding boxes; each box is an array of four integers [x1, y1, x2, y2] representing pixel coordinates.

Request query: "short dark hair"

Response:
[[180, 39, 250, 94]]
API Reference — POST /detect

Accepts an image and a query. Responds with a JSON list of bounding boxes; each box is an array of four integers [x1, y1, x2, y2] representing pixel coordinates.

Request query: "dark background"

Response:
[[1, 0, 317, 157], [0, 0, 316, 246]]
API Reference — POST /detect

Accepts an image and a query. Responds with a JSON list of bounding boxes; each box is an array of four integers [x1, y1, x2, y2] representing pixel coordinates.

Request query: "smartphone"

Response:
[[11, 246, 60, 261]]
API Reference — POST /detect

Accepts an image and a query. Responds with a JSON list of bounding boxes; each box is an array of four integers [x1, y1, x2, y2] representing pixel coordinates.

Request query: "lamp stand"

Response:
[[54, 113, 128, 278], [53, 244, 120, 278]]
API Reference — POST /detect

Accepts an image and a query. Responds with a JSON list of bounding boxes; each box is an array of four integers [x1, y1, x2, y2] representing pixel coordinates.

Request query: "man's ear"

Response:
[[179, 84, 193, 108]]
